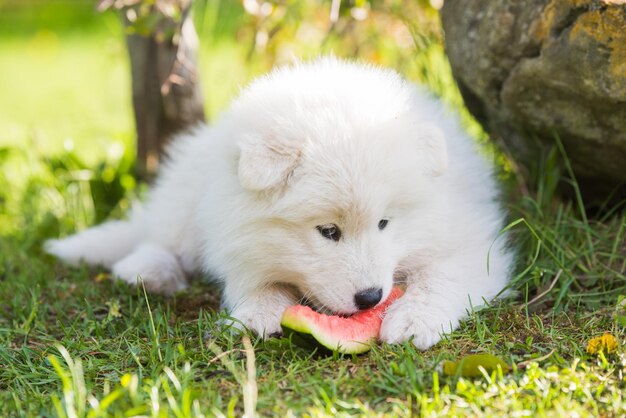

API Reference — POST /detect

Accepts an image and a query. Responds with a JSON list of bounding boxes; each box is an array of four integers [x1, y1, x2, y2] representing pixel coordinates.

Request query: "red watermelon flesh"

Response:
[[281, 287, 404, 354]]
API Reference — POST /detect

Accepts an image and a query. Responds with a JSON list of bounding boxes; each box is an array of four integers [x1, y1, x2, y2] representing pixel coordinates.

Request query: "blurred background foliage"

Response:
[[0, 0, 469, 239]]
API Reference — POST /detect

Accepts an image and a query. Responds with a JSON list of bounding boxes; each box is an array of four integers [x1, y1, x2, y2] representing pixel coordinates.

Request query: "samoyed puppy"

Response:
[[46, 58, 511, 349]]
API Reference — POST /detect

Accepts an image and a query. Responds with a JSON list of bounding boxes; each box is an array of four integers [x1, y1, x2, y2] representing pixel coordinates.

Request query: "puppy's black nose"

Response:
[[354, 288, 383, 310]]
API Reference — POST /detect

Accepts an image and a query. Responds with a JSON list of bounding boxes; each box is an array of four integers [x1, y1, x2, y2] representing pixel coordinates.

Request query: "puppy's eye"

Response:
[[378, 219, 389, 230], [316, 224, 341, 241]]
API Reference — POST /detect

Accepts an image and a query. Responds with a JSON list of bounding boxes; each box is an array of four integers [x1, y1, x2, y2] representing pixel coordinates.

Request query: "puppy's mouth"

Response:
[[299, 295, 354, 318], [278, 282, 352, 315], [289, 283, 357, 316]]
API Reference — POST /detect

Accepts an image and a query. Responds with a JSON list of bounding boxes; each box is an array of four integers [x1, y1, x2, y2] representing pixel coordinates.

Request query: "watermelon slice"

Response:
[[281, 287, 404, 354]]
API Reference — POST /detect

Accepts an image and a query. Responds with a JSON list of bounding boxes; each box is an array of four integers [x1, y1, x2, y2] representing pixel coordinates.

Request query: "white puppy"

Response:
[[46, 58, 512, 349]]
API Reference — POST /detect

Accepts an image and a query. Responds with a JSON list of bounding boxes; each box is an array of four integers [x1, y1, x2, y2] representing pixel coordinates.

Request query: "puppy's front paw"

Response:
[[380, 296, 450, 350], [227, 304, 284, 339]]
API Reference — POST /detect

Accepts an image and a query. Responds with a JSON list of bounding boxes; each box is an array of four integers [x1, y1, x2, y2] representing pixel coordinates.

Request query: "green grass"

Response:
[[1, 1, 626, 416]]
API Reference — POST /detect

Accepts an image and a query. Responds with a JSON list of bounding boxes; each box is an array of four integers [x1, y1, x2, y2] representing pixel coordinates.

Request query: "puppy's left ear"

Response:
[[417, 123, 448, 177], [238, 134, 301, 191]]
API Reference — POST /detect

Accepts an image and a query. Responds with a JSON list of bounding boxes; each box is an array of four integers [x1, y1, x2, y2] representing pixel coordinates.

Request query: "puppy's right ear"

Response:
[[416, 123, 448, 177], [237, 134, 301, 191], [393, 113, 448, 177]]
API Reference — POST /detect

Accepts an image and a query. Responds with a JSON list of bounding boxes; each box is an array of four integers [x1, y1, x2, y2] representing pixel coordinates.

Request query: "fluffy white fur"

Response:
[[46, 58, 512, 349]]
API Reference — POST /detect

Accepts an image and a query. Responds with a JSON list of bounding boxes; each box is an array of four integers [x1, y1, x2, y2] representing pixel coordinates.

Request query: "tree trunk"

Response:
[[125, 2, 205, 179]]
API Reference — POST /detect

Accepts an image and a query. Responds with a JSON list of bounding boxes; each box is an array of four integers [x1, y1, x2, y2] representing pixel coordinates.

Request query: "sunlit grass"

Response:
[[0, 33, 132, 159], [0, 33, 256, 160]]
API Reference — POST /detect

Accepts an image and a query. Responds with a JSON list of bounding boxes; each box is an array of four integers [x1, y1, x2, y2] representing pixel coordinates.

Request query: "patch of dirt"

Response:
[[171, 281, 221, 320]]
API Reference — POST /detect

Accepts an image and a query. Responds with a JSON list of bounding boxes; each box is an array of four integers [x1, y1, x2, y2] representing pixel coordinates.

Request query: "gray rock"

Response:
[[441, 0, 626, 200]]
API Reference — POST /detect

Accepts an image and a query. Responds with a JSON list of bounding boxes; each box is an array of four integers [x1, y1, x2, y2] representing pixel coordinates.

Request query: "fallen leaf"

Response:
[[441, 353, 510, 377], [105, 300, 122, 318], [94, 272, 111, 283]]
